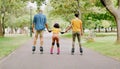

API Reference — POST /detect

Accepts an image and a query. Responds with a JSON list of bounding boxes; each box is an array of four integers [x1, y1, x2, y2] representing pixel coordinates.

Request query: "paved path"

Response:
[[0, 32, 120, 69]]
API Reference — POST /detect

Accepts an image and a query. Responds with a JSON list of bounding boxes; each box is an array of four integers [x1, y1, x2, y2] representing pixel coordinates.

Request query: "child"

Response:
[[49, 23, 64, 55]]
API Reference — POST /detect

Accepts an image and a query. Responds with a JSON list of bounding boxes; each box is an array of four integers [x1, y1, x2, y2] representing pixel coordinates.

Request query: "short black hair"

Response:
[[75, 13, 79, 17], [54, 23, 60, 28]]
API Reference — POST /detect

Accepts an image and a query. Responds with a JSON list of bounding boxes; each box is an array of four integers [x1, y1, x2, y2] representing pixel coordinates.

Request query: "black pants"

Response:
[[72, 32, 81, 48]]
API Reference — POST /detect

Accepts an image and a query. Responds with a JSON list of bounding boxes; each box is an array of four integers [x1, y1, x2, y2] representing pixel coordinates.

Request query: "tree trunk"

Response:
[[0, 13, 5, 37], [111, 27, 113, 32], [116, 17, 120, 43], [100, 0, 120, 43], [105, 28, 107, 32], [98, 26, 101, 32], [0, 22, 3, 37], [2, 16, 5, 35]]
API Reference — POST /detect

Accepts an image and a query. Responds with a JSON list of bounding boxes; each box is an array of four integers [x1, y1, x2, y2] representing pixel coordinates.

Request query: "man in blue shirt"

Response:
[[32, 9, 49, 54]]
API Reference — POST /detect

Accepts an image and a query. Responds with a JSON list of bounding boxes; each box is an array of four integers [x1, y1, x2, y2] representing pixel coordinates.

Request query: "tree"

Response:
[[0, 0, 26, 36], [0, 0, 45, 37], [101, 20, 111, 32], [100, 0, 120, 43]]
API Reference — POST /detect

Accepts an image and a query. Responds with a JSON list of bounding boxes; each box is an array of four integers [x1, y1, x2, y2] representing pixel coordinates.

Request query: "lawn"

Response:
[[62, 32, 120, 61], [83, 36, 120, 61], [0, 35, 30, 59]]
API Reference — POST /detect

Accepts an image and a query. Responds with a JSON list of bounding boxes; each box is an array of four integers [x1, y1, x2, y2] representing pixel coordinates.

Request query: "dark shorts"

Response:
[[72, 32, 80, 42]]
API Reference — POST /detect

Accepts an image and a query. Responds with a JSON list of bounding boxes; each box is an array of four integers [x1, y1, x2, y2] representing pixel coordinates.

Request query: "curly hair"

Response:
[[54, 23, 60, 28]]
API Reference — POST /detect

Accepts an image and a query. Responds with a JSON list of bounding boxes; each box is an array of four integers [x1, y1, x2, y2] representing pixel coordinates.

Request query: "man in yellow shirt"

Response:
[[65, 13, 83, 55]]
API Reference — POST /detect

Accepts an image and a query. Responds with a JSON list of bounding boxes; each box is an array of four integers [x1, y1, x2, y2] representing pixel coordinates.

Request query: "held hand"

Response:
[[48, 30, 52, 33], [61, 32, 64, 34], [81, 32, 83, 36], [32, 29, 34, 33], [65, 30, 68, 33]]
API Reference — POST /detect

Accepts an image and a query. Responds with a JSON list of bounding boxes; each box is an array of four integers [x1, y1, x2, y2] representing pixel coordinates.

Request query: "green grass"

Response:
[[62, 32, 117, 38], [95, 32, 117, 37], [61, 33, 72, 38], [84, 32, 116, 37], [83, 36, 120, 61], [0, 35, 30, 59], [62, 33, 120, 61]]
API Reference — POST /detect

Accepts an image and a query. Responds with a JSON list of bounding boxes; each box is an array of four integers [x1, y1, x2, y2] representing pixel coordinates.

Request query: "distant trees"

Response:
[[0, 0, 45, 37], [49, 0, 120, 43], [100, 0, 120, 43]]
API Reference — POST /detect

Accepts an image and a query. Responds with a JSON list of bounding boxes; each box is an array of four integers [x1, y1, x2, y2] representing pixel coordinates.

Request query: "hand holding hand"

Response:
[[81, 32, 83, 36], [65, 30, 68, 33], [61, 32, 64, 34], [32, 29, 34, 33], [48, 30, 52, 33]]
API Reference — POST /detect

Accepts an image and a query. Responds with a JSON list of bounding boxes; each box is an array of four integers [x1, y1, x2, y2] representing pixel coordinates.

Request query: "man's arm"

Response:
[[45, 24, 49, 32], [65, 24, 72, 33], [80, 22, 83, 36]]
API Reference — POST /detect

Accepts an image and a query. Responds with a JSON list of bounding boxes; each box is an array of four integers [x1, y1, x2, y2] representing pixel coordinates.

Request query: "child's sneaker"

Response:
[[71, 48, 74, 55], [40, 47, 43, 54], [80, 47, 83, 55]]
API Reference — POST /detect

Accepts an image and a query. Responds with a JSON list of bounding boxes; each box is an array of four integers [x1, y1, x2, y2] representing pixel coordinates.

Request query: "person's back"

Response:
[[65, 13, 83, 55], [33, 13, 46, 30], [52, 28, 61, 34], [71, 18, 82, 32], [32, 9, 49, 54]]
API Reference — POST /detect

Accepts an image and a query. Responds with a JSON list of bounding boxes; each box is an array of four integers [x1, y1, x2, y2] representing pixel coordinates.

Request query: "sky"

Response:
[[40, 0, 48, 10], [26, 0, 49, 10], [26, 1, 37, 10]]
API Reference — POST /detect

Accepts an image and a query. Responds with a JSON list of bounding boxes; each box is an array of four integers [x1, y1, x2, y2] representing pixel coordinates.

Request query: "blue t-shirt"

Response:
[[33, 13, 47, 30]]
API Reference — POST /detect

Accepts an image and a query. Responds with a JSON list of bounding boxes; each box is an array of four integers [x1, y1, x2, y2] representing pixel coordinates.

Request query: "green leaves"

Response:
[[50, 0, 81, 21], [101, 20, 111, 28]]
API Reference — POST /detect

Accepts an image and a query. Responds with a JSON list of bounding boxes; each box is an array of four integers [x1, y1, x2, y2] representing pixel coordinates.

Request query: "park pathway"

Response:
[[0, 32, 120, 69]]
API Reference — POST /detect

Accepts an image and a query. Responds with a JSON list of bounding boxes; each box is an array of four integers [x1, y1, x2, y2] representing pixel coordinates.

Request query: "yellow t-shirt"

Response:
[[71, 18, 82, 32], [52, 28, 61, 34]]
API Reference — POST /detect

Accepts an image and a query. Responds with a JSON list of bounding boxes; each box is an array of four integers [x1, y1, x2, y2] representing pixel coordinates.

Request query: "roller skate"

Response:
[[40, 47, 43, 54], [71, 48, 74, 55], [80, 47, 83, 55], [32, 46, 36, 54]]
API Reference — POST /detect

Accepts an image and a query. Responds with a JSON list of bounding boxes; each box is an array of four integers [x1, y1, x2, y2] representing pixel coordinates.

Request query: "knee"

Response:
[[41, 40, 43, 43], [72, 41, 75, 44], [34, 37, 37, 41], [57, 43, 59, 47], [52, 42, 55, 45], [35, 34, 38, 38], [40, 38, 43, 42]]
